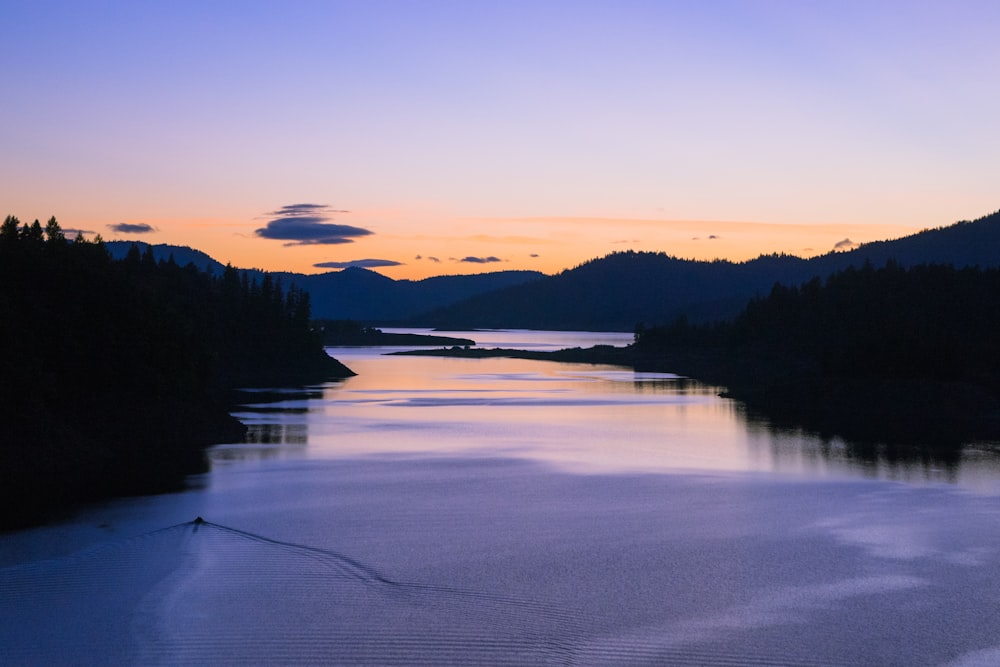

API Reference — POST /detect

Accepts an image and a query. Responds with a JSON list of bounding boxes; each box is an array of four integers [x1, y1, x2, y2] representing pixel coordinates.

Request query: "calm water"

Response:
[[4, 329, 1000, 665]]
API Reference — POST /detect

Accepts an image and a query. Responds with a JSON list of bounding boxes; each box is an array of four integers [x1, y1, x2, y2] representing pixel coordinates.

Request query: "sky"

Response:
[[2, 1, 998, 280]]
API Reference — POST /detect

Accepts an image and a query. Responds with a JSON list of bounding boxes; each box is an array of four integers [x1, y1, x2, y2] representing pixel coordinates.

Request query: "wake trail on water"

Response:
[[1, 518, 586, 665], [0, 518, 856, 666]]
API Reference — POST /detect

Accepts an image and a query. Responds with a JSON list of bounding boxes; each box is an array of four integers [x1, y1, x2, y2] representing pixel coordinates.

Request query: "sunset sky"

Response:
[[3, 1, 997, 280]]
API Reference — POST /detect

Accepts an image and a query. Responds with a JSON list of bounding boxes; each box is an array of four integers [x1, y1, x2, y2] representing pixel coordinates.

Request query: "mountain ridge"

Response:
[[103, 241, 546, 322], [414, 209, 1000, 330], [106, 208, 1000, 331]]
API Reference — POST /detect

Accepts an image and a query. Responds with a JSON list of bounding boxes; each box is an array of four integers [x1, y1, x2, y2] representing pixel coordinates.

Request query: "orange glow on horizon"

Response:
[[76, 212, 914, 281]]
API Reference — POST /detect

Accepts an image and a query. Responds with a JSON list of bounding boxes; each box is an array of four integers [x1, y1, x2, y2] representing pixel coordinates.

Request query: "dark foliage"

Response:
[[105, 240, 226, 274], [100, 209, 1000, 331], [296, 267, 546, 322], [417, 209, 1000, 331], [105, 242, 546, 323], [416, 250, 774, 330], [633, 261, 1000, 451], [0, 216, 352, 530]]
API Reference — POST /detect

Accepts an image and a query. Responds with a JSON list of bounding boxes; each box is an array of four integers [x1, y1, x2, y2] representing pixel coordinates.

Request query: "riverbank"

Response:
[[0, 354, 354, 533], [0, 224, 357, 532], [316, 320, 475, 347], [392, 344, 1000, 455], [390, 343, 632, 364]]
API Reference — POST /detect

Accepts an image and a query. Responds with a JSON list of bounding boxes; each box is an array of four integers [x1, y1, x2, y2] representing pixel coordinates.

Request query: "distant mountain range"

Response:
[[416, 209, 1000, 331], [107, 208, 1000, 331], [270, 267, 545, 322], [103, 241, 544, 322]]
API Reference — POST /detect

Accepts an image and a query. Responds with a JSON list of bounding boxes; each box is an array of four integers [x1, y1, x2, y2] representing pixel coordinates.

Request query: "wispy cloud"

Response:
[[460, 256, 502, 264], [108, 222, 157, 234], [834, 238, 858, 250], [255, 203, 372, 245], [64, 227, 95, 238], [314, 258, 403, 269], [416, 255, 441, 263]]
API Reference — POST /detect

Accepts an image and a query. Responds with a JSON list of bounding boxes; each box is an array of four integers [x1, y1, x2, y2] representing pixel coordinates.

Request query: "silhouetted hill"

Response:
[[278, 268, 546, 321], [808, 210, 1000, 272], [3, 224, 352, 530], [106, 241, 227, 274], [106, 242, 545, 322], [105, 209, 1000, 330], [632, 261, 1000, 452], [411, 252, 791, 331], [416, 209, 1000, 331]]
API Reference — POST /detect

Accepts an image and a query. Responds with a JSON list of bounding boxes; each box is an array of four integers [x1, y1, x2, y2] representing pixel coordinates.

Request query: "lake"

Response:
[[4, 329, 1000, 665]]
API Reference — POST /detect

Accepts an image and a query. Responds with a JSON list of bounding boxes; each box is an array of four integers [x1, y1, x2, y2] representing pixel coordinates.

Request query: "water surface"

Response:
[[4, 329, 1000, 665]]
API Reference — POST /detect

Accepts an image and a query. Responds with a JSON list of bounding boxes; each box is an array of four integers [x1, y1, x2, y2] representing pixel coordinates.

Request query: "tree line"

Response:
[[633, 260, 1000, 453], [0, 215, 351, 529]]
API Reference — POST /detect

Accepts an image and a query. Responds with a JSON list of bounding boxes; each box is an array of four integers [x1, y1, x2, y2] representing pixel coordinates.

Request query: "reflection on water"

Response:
[[244, 421, 308, 445], [211, 388, 324, 463], [207, 330, 1000, 492], [302, 357, 747, 475], [738, 398, 1000, 491], [8, 330, 1000, 665]]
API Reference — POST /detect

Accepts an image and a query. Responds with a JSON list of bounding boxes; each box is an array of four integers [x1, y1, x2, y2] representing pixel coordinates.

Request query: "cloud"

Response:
[[530, 253, 539, 258], [313, 258, 403, 269], [64, 228, 95, 238], [416, 255, 442, 263], [834, 238, 858, 250], [108, 222, 157, 234], [460, 256, 502, 264], [708, 234, 719, 239], [270, 203, 349, 217], [255, 203, 372, 245]]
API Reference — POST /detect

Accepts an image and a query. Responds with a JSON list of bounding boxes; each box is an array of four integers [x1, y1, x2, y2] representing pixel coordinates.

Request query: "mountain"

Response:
[[103, 209, 1000, 330], [105, 241, 545, 322], [411, 251, 807, 331], [285, 268, 546, 321], [106, 241, 227, 274], [414, 209, 1000, 331]]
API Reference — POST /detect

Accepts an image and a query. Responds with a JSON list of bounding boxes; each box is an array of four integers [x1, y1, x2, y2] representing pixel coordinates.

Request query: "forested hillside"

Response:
[[633, 261, 1000, 448], [105, 240, 226, 274], [103, 209, 1000, 331], [105, 242, 546, 323], [0, 216, 352, 529], [416, 209, 1000, 331], [276, 267, 547, 321], [414, 250, 810, 330]]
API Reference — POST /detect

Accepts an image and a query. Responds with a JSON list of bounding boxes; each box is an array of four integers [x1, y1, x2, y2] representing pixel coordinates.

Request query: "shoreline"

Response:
[[391, 344, 1000, 454], [1, 355, 354, 533]]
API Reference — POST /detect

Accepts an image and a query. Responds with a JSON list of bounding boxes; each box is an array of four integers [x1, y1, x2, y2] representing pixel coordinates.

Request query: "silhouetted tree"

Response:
[[0, 216, 352, 529]]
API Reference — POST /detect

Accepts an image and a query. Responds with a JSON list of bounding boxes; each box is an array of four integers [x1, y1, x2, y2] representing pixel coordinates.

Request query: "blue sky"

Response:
[[3, 1, 998, 277]]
